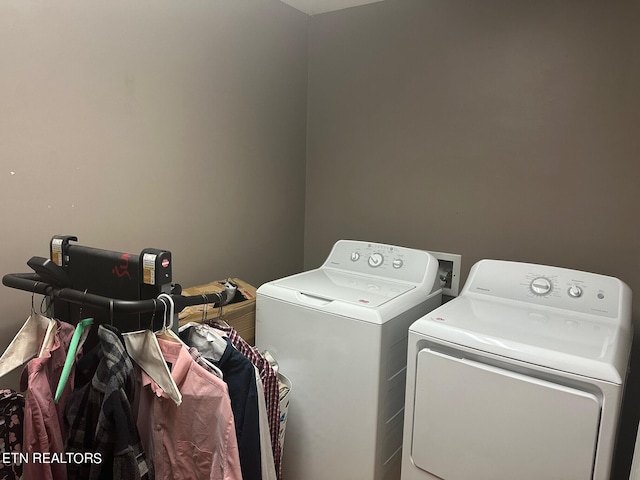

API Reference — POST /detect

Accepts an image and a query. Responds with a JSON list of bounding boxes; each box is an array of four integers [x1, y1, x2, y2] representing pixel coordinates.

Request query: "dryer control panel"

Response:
[[464, 260, 630, 319], [322, 240, 438, 286]]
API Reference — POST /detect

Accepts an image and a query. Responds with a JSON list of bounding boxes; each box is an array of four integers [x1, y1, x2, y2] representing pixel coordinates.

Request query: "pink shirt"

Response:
[[20, 320, 75, 480], [135, 338, 242, 480]]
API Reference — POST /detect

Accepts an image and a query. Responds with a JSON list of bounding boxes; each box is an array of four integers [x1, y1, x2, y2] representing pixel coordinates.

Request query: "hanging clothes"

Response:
[[0, 314, 54, 379], [254, 370, 277, 480], [214, 325, 283, 480], [0, 389, 25, 480], [133, 337, 242, 480], [20, 320, 76, 480], [187, 346, 218, 375], [65, 324, 149, 480], [122, 330, 182, 405], [179, 324, 263, 480], [213, 337, 262, 480]]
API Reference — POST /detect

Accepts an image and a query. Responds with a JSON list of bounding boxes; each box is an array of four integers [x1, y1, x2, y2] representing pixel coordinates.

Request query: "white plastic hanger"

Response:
[[155, 294, 181, 343], [156, 294, 223, 379], [123, 299, 182, 405], [0, 286, 56, 378]]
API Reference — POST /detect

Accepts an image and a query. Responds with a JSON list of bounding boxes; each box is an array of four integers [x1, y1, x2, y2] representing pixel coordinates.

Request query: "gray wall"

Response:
[[0, 0, 308, 387], [305, 0, 639, 298], [304, 0, 640, 475]]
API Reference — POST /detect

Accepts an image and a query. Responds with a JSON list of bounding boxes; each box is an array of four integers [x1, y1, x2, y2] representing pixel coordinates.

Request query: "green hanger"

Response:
[[54, 317, 94, 403]]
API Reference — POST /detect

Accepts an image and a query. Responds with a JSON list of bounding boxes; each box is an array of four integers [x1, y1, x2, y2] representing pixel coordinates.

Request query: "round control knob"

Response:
[[568, 285, 583, 298], [368, 253, 384, 268], [392, 259, 403, 269], [530, 277, 552, 295], [350, 252, 360, 262]]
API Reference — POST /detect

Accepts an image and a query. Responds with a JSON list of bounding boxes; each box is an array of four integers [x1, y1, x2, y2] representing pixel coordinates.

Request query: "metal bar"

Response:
[[2, 272, 226, 314]]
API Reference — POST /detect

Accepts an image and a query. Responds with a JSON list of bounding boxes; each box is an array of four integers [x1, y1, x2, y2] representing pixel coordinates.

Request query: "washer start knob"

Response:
[[530, 277, 552, 295]]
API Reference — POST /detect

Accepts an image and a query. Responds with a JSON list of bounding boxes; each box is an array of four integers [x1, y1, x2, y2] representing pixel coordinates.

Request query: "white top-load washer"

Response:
[[256, 240, 442, 480], [401, 259, 632, 480]]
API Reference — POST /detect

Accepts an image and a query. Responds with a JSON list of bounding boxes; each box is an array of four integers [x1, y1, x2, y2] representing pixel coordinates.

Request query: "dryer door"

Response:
[[411, 349, 601, 480]]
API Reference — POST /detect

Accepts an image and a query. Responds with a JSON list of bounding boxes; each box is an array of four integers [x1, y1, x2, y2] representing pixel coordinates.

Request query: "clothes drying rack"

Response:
[[2, 235, 228, 342]]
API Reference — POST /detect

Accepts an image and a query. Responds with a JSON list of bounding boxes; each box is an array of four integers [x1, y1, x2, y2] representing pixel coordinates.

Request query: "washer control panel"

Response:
[[466, 260, 628, 319], [322, 240, 437, 285]]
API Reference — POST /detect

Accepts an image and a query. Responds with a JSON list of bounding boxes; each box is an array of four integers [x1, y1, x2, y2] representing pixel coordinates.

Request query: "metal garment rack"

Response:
[[2, 272, 226, 317], [2, 236, 227, 334]]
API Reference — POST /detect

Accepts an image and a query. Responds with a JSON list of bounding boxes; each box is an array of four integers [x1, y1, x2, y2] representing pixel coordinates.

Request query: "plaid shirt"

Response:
[[65, 325, 149, 480], [215, 325, 283, 480]]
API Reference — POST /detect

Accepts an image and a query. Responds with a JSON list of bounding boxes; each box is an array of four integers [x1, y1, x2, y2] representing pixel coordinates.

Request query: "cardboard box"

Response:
[[178, 278, 257, 345]]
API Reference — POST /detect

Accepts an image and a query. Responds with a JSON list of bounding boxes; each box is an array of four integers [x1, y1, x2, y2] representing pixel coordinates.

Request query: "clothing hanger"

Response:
[[123, 299, 182, 405], [157, 294, 224, 378], [154, 294, 182, 344], [210, 291, 232, 331], [0, 283, 56, 378], [202, 292, 231, 337], [178, 295, 227, 362], [37, 285, 58, 357], [179, 295, 227, 344], [191, 296, 226, 377], [54, 291, 93, 403], [214, 291, 224, 322]]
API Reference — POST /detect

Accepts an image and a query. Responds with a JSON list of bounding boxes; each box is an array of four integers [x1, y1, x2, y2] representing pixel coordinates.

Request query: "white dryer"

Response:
[[256, 240, 442, 480], [402, 259, 632, 480]]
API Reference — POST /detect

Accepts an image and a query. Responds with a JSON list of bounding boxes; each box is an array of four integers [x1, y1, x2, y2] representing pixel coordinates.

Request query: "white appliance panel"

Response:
[[463, 259, 629, 319], [323, 239, 435, 284], [411, 349, 601, 480]]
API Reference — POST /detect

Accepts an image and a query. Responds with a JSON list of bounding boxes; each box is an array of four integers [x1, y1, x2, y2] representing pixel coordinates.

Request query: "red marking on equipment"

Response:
[[359, 299, 370, 304], [434, 317, 446, 322], [112, 253, 132, 279], [162, 258, 170, 268]]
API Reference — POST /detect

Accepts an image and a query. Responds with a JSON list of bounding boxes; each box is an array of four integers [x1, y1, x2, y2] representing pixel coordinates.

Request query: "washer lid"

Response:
[[410, 295, 630, 383], [273, 269, 414, 307]]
